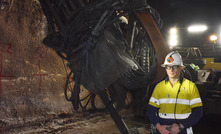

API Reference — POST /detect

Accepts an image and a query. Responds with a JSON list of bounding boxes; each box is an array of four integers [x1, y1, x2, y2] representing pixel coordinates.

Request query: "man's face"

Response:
[[165, 65, 182, 78]]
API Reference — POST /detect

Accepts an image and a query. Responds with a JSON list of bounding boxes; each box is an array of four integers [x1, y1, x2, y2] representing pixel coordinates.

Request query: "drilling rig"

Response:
[[37, 0, 170, 133]]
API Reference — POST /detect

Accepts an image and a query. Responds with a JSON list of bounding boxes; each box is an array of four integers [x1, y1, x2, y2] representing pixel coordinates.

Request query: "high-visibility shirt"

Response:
[[149, 77, 202, 119]]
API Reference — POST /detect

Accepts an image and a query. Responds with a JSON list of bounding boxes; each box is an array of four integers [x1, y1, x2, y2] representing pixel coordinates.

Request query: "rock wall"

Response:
[[0, 0, 75, 128]]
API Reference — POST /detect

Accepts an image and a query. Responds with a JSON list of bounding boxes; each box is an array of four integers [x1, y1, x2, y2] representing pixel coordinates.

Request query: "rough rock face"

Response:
[[0, 0, 75, 128]]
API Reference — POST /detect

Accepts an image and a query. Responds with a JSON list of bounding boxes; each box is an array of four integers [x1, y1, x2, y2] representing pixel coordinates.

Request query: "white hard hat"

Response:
[[161, 51, 184, 67]]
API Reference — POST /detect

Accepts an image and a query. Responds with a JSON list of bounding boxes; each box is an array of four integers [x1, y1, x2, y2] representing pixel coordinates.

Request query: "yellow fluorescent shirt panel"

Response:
[[149, 78, 202, 119]]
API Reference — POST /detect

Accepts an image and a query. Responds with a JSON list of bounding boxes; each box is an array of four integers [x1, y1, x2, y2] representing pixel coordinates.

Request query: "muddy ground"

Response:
[[1, 108, 221, 134], [1, 108, 151, 134]]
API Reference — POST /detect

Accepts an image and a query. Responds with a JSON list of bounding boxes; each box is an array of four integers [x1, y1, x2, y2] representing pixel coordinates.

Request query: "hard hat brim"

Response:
[[161, 63, 184, 67]]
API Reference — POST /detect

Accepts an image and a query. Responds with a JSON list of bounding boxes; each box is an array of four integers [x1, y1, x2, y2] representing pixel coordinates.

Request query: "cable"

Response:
[[174, 83, 182, 123]]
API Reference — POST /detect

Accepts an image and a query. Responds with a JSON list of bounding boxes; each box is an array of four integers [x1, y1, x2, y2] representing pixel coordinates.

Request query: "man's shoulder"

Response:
[[182, 78, 197, 87], [155, 80, 167, 87], [183, 78, 195, 84]]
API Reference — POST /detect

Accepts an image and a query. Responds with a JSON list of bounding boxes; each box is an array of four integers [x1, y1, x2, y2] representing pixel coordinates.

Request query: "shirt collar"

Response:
[[165, 75, 183, 84]]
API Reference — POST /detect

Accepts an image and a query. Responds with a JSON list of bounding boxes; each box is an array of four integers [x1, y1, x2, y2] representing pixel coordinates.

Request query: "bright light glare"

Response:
[[210, 35, 217, 41], [169, 40, 178, 47], [170, 28, 177, 34], [168, 27, 178, 47], [187, 25, 208, 33], [170, 34, 177, 39]]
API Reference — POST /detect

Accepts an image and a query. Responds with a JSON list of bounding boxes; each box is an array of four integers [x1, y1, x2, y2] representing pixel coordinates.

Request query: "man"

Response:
[[146, 51, 203, 134]]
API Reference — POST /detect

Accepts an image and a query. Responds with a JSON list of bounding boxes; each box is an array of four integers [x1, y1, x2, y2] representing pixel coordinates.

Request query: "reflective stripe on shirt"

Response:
[[158, 112, 191, 119], [190, 98, 202, 105], [149, 97, 160, 105], [150, 97, 202, 106]]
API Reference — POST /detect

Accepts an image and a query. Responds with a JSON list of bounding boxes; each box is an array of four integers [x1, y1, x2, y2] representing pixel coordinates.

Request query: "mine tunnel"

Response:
[[1, 0, 221, 134]]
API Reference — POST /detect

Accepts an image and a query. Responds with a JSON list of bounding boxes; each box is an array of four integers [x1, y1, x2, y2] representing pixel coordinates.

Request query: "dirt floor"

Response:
[[1, 109, 151, 134], [1, 109, 221, 134]]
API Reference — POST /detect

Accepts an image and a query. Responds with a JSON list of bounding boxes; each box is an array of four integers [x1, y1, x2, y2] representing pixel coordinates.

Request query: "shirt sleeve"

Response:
[[146, 104, 160, 126], [189, 83, 203, 109], [180, 106, 203, 128], [148, 84, 160, 108]]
